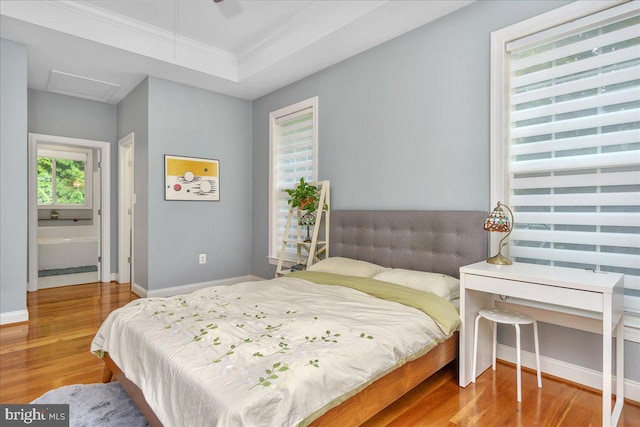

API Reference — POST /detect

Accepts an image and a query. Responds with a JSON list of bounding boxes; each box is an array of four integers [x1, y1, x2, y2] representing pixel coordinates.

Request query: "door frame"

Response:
[[28, 133, 111, 291], [118, 133, 134, 284]]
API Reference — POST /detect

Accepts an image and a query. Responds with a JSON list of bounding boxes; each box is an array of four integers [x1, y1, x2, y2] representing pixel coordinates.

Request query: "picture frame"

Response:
[[164, 155, 220, 201]]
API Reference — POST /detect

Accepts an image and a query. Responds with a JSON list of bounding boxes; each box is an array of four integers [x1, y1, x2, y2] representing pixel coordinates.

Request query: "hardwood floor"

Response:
[[0, 282, 137, 404], [1, 282, 638, 426]]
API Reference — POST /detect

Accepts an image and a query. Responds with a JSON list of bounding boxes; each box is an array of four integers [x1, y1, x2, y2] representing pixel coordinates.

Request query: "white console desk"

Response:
[[459, 261, 625, 427]]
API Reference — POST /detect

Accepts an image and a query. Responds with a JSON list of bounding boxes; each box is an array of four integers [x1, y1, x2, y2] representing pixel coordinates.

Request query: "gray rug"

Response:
[[31, 382, 149, 427]]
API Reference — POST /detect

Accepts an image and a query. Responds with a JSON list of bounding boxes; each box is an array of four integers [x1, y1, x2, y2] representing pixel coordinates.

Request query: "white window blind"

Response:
[[505, 4, 640, 316], [269, 98, 318, 262]]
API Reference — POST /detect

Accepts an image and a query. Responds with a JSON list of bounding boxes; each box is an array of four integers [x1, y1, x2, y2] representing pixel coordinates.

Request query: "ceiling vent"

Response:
[[46, 70, 120, 103]]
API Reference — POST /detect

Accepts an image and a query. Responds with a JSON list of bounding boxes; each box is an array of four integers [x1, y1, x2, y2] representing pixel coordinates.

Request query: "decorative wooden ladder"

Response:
[[275, 180, 330, 277]]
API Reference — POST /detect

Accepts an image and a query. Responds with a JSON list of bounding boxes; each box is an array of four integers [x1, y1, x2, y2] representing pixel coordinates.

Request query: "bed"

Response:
[[93, 210, 487, 426]]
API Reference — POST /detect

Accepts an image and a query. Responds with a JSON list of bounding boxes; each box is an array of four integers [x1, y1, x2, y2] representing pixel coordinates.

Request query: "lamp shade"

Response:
[[298, 212, 316, 226], [484, 203, 511, 233]]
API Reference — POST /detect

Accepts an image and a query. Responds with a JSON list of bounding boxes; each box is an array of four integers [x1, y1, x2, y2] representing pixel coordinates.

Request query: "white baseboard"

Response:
[[131, 275, 263, 298], [111, 273, 118, 282], [497, 343, 640, 403], [0, 309, 29, 325], [131, 282, 146, 297]]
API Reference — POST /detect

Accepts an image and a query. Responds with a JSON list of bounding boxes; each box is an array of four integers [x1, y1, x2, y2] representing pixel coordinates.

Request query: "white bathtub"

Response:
[[37, 226, 99, 287]]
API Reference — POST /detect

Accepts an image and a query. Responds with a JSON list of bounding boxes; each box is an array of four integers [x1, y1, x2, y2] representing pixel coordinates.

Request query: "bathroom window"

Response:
[[37, 147, 92, 208]]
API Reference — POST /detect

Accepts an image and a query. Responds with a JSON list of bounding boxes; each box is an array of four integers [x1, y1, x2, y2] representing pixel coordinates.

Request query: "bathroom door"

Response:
[[95, 149, 102, 278], [118, 133, 134, 285]]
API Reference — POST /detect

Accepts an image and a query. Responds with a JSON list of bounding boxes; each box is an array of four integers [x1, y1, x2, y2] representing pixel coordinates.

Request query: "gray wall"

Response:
[[117, 78, 150, 289], [144, 77, 253, 291], [0, 38, 28, 316], [28, 89, 118, 273], [251, 0, 639, 382], [251, 0, 571, 279]]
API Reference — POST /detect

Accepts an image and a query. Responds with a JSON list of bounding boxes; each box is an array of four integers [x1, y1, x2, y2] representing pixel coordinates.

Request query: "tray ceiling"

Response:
[[1, 1, 473, 102]]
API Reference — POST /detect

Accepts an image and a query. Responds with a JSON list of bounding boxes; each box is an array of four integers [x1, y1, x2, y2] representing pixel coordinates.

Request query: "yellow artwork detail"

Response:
[[166, 159, 218, 177]]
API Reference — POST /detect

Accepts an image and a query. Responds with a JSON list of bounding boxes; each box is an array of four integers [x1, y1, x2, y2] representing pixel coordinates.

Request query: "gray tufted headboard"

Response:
[[329, 210, 488, 279]]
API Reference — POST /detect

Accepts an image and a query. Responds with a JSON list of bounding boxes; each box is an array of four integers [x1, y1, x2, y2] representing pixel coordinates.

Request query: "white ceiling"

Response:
[[0, 0, 473, 103]]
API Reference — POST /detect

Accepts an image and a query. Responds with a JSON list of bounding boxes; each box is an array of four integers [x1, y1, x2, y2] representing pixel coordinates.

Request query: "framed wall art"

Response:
[[165, 155, 220, 201]]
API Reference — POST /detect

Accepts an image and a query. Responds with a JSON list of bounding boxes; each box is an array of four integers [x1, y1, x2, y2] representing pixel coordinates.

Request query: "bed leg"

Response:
[[102, 365, 113, 383]]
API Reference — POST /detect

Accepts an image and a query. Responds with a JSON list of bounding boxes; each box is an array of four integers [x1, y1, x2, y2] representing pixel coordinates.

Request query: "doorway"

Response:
[[118, 133, 134, 284], [28, 133, 111, 291]]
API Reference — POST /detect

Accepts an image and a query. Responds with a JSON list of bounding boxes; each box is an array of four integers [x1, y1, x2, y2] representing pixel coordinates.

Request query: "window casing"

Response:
[[268, 97, 318, 264], [491, 1, 639, 331], [37, 147, 92, 209]]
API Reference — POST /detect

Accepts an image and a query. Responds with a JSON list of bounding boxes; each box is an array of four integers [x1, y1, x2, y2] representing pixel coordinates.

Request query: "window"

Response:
[[268, 97, 318, 264], [37, 147, 92, 208], [491, 2, 639, 329]]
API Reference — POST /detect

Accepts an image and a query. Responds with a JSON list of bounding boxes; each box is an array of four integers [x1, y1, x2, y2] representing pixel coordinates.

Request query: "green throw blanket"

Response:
[[287, 271, 460, 336]]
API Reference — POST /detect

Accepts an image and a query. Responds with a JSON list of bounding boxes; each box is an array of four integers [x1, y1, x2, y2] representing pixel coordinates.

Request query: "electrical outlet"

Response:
[[199, 253, 206, 264]]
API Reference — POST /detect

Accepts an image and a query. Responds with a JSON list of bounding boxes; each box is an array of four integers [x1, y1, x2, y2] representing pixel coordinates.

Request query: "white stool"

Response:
[[472, 308, 542, 402]]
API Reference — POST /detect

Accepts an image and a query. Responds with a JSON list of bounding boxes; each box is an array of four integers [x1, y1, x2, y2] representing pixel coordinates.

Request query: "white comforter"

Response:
[[91, 276, 452, 427]]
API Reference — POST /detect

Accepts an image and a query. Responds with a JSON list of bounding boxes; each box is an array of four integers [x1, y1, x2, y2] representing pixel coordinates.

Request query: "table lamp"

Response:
[[484, 201, 514, 265], [299, 212, 316, 243]]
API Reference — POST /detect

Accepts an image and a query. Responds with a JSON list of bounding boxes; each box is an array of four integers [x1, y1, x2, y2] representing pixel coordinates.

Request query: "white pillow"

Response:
[[372, 268, 460, 300], [307, 257, 388, 278]]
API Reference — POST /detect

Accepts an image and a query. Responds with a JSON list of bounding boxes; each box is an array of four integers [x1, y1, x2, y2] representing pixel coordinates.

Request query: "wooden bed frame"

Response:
[[101, 210, 487, 426]]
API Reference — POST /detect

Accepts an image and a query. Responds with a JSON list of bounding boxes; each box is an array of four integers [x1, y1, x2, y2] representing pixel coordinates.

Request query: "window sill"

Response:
[[38, 204, 92, 210]]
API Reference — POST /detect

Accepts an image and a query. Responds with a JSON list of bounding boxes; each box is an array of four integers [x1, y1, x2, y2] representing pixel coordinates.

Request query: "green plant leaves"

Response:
[[283, 178, 320, 213]]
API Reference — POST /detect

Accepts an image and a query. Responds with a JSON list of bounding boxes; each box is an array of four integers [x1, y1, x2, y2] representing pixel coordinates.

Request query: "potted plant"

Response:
[[284, 178, 321, 213]]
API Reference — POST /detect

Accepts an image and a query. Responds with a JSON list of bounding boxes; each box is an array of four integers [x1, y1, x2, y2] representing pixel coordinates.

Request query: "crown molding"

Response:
[[1, 0, 239, 81]]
